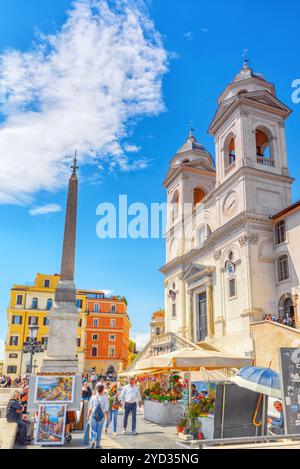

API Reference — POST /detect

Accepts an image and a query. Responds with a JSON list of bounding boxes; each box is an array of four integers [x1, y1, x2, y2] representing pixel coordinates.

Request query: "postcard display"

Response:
[[279, 348, 300, 435], [28, 374, 82, 446]]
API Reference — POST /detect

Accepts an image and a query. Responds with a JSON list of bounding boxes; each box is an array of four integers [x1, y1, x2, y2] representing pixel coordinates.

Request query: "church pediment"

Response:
[[244, 91, 291, 113], [182, 263, 214, 282], [209, 90, 291, 134]]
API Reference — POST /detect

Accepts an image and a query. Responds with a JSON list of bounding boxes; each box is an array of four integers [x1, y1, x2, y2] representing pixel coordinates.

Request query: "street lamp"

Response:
[[23, 325, 44, 375]]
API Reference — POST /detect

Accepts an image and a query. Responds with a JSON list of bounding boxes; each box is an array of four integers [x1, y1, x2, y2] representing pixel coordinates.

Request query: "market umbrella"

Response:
[[230, 366, 281, 398], [137, 348, 252, 371]]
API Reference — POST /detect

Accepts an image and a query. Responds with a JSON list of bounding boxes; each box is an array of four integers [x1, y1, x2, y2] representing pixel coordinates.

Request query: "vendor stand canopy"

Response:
[[137, 348, 252, 371]]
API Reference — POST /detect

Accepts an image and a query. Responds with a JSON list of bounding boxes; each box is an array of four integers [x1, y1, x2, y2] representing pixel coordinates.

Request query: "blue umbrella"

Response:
[[230, 366, 281, 398]]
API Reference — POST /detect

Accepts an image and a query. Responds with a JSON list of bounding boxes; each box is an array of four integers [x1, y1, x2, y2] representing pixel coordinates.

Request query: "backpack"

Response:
[[93, 398, 105, 422]]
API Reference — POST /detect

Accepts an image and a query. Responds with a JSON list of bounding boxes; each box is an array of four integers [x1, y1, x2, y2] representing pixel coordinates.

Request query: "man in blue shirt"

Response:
[[268, 401, 284, 435]]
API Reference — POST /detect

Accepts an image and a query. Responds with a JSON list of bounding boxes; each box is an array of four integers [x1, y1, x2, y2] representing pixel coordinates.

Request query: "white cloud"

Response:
[[29, 203, 62, 216], [131, 332, 150, 351], [123, 143, 141, 153], [184, 31, 194, 41], [0, 0, 168, 205], [0, 340, 4, 360]]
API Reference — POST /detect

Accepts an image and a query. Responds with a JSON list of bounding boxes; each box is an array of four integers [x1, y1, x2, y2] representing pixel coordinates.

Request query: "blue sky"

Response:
[[0, 0, 300, 356]]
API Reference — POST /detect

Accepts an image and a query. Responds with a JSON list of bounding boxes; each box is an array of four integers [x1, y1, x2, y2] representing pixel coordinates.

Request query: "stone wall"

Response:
[[251, 321, 300, 371]]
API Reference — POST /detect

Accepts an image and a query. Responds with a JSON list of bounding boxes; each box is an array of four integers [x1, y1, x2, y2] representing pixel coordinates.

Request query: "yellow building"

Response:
[[4, 273, 86, 377]]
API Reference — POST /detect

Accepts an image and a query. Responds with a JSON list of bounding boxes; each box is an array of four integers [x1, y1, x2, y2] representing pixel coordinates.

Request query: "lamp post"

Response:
[[23, 325, 44, 375]]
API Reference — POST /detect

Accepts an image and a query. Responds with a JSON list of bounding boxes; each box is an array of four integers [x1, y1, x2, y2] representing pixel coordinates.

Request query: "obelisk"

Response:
[[42, 156, 80, 373]]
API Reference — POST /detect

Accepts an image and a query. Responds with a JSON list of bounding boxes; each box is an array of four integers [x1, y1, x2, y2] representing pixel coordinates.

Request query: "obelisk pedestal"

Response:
[[42, 159, 80, 373]]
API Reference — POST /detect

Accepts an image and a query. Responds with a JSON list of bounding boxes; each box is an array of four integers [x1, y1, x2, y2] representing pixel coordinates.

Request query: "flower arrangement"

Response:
[[142, 373, 183, 403]]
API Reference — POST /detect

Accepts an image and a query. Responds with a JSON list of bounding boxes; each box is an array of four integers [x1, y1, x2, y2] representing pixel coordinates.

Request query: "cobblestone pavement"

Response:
[[16, 410, 179, 450]]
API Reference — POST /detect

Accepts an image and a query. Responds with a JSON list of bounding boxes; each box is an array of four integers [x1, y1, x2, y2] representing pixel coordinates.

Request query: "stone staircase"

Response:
[[0, 388, 18, 449]]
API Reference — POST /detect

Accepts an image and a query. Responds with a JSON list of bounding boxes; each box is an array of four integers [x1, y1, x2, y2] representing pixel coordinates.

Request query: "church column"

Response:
[[292, 288, 300, 329], [207, 281, 214, 338]]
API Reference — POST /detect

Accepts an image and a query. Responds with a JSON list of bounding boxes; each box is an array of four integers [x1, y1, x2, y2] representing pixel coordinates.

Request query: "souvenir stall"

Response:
[[136, 348, 253, 439]]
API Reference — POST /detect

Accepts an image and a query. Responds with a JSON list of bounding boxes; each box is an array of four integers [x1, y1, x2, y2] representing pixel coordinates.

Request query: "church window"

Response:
[[278, 255, 289, 282], [275, 220, 286, 245], [255, 128, 275, 167], [171, 191, 179, 223], [193, 188, 206, 208], [229, 278, 237, 299], [224, 134, 236, 172], [172, 303, 176, 318]]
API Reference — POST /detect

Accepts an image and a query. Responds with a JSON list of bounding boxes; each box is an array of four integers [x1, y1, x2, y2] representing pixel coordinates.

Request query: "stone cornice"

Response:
[[205, 165, 294, 205], [160, 211, 272, 275]]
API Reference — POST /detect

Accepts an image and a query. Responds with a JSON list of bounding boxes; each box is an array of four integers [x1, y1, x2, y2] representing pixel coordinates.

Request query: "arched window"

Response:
[[284, 298, 294, 319], [193, 188, 206, 208], [46, 299, 53, 311], [171, 191, 179, 223], [255, 128, 274, 166], [91, 347, 98, 357], [278, 254, 289, 282], [32, 298, 38, 310], [228, 137, 236, 165], [224, 134, 236, 172], [275, 220, 286, 245]]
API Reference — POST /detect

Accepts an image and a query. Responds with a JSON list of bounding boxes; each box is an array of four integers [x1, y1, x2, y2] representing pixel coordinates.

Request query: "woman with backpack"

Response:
[[87, 384, 109, 449], [104, 384, 121, 436]]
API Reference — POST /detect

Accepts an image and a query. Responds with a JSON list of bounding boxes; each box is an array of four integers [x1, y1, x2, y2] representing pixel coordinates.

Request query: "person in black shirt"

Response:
[[6, 390, 28, 446], [82, 382, 92, 401]]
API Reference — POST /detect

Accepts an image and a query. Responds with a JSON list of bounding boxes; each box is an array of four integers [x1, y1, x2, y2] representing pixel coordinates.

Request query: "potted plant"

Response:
[[189, 420, 202, 440], [176, 417, 188, 434]]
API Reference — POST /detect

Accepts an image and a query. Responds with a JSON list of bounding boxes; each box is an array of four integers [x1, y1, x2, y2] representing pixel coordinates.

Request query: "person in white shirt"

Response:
[[120, 378, 142, 435], [87, 385, 109, 449]]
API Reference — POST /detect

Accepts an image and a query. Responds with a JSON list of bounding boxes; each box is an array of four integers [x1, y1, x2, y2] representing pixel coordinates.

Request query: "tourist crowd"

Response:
[[264, 314, 296, 328], [82, 375, 142, 449], [4, 371, 142, 449], [5, 376, 34, 446]]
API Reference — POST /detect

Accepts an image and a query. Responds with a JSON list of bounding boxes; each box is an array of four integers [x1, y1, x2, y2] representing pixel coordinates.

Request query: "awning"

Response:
[[137, 348, 252, 371]]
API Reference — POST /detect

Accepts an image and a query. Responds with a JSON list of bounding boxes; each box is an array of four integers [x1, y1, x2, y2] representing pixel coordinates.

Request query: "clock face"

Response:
[[224, 192, 238, 216]]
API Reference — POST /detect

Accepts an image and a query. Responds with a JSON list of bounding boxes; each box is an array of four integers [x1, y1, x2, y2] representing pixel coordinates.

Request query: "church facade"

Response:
[[160, 64, 300, 358]]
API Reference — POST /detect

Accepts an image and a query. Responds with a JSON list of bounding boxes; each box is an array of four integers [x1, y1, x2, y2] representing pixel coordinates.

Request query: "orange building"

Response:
[[81, 291, 130, 374]]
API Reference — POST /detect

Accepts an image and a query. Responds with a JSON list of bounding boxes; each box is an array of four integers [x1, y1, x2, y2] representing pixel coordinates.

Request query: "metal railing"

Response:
[[177, 433, 300, 449], [257, 156, 275, 167]]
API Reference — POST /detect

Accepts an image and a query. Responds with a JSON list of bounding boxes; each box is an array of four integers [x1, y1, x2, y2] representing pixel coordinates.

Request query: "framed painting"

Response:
[[34, 375, 75, 404], [35, 405, 67, 446]]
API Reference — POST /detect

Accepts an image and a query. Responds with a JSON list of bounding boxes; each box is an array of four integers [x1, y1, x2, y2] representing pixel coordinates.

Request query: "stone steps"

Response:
[[0, 418, 18, 449]]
